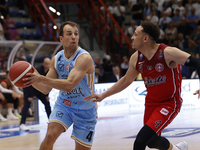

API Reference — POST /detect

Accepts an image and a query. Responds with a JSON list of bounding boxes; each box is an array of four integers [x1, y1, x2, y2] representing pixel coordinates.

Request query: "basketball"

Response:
[[8, 61, 34, 88]]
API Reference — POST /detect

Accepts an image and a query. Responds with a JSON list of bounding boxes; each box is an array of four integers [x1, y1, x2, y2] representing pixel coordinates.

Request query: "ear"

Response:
[[59, 36, 63, 42], [143, 35, 149, 42]]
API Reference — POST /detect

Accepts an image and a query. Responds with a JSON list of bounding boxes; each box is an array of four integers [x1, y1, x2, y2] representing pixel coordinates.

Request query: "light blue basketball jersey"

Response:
[[54, 47, 96, 110]]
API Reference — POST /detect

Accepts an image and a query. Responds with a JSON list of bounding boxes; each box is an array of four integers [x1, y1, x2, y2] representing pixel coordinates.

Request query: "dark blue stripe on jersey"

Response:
[[73, 50, 81, 61]]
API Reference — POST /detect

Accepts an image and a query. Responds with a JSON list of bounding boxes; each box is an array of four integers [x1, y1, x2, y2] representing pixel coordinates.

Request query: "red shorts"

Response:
[[144, 96, 182, 136]]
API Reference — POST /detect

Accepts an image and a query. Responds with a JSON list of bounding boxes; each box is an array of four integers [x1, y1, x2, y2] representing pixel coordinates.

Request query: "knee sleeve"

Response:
[[147, 136, 170, 150], [134, 125, 157, 150]]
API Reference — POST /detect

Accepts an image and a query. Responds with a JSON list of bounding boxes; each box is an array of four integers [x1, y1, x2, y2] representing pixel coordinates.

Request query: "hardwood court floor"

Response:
[[0, 108, 200, 150]]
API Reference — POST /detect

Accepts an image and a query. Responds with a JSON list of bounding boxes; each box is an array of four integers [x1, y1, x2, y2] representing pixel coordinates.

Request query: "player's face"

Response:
[[131, 26, 145, 50], [60, 25, 79, 50]]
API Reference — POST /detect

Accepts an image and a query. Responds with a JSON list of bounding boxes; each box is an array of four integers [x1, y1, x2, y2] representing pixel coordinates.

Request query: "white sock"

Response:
[[14, 109, 18, 114], [8, 108, 13, 115], [18, 107, 22, 113], [172, 144, 180, 150]]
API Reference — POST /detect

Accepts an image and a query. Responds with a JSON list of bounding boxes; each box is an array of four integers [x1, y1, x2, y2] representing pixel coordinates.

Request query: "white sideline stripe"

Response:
[[12, 64, 32, 84]]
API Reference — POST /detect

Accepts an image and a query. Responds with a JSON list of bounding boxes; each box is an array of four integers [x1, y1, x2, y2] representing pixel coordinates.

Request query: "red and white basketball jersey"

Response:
[[136, 43, 182, 105]]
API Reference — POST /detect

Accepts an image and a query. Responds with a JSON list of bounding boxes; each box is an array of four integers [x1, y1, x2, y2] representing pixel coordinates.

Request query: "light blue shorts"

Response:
[[49, 102, 97, 148]]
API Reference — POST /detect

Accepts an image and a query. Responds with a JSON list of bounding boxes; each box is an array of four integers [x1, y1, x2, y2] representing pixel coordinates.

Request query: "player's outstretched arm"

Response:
[[85, 52, 139, 102]]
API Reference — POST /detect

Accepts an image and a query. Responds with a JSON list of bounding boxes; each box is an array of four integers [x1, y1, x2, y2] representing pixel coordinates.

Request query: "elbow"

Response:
[[63, 84, 74, 92]]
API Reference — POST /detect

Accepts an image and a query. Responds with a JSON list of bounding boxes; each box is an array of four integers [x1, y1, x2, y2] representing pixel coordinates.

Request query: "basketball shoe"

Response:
[[176, 141, 188, 150], [7, 113, 19, 120], [0, 113, 7, 121], [19, 124, 30, 131]]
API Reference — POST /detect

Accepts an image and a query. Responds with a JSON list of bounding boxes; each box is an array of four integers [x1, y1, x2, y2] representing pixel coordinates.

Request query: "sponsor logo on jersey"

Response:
[[158, 49, 163, 58], [63, 99, 71, 106], [160, 108, 169, 115], [66, 64, 69, 70], [144, 75, 166, 87], [155, 63, 164, 72], [139, 54, 143, 60], [58, 64, 64, 72], [62, 87, 85, 97], [147, 66, 152, 70], [56, 111, 64, 118], [139, 64, 143, 73]]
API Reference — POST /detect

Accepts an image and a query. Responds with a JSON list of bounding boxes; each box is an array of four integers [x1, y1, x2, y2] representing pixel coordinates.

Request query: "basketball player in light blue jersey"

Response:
[[24, 21, 97, 150]]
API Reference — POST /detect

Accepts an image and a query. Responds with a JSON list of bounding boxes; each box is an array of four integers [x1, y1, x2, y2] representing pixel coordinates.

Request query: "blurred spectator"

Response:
[[158, 27, 165, 43], [94, 56, 103, 74], [180, 64, 191, 79], [177, 33, 189, 52], [190, 21, 200, 55], [100, 1, 113, 26], [186, 7, 199, 36], [0, 92, 7, 121], [121, 55, 129, 76], [128, 0, 137, 10], [0, 22, 6, 40], [154, 0, 167, 17], [191, 53, 200, 78], [131, 0, 144, 26], [145, 9, 159, 24], [113, 0, 125, 27], [127, 20, 138, 39], [102, 54, 113, 73], [192, 0, 200, 17], [173, 0, 185, 17], [161, 1, 172, 17], [0, 12, 4, 25], [144, 0, 153, 17], [112, 66, 121, 81], [159, 11, 172, 30], [95, 65, 104, 83], [0, 0, 8, 18], [105, 66, 121, 83], [0, 74, 23, 120], [172, 8, 186, 33], [164, 21, 178, 45], [185, 0, 193, 16], [171, 0, 178, 11], [4, 14, 19, 40]]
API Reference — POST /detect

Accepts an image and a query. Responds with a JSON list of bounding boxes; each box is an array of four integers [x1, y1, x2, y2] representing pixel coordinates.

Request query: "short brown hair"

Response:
[[141, 21, 160, 42], [59, 21, 78, 36]]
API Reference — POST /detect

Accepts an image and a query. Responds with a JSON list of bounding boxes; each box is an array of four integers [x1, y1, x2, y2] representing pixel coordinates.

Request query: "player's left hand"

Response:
[[193, 89, 200, 99], [23, 68, 41, 85], [84, 94, 104, 102]]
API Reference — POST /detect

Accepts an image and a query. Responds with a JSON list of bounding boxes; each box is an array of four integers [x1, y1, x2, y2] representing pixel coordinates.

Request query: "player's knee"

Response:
[[147, 136, 169, 149], [133, 138, 146, 150], [45, 132, 57, 144]]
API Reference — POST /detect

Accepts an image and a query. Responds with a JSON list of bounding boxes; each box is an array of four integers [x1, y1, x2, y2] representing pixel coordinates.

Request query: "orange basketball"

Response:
[[8, 61, 34, 88]]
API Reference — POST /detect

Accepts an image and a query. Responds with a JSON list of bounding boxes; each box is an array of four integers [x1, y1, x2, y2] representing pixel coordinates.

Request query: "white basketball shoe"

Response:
[[176, 141, 188, 150], [19, 124, 30, 131]]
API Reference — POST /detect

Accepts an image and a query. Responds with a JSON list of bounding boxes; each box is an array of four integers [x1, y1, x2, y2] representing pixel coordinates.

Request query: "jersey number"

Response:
[[155, 120, 162, 128], [86, 131, 93, 142]]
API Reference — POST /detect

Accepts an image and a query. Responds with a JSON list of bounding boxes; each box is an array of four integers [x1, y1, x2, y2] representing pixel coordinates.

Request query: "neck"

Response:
[[140, 43, 159, 60], [64, 46, 79, 59]]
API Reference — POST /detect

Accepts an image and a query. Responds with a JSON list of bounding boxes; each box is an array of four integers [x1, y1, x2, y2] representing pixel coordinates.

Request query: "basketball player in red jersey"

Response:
[[84, 21, 200, 150]]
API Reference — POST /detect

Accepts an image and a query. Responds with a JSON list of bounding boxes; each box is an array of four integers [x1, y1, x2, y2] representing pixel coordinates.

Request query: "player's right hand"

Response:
[[84, 94, 104, 102]]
